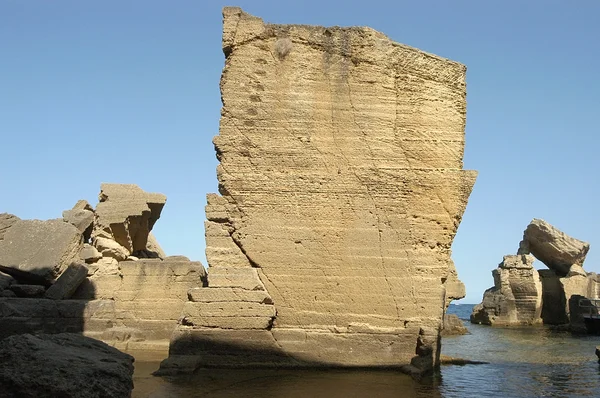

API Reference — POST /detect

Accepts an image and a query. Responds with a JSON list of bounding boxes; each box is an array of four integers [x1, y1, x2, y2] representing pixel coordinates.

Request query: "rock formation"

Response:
[[471, 255, 543, 325], [441, 313, 468, 336], [158, 7, 476, 376], [0, 333, 134, 398], [473, 219, 596, 331], [518, 218, 590, 276], [0, 184, 206, 351]]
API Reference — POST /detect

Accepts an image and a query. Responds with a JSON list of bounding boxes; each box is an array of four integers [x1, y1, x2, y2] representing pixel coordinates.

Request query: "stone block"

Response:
[[0, 219, 83, 284], [45, 263, 89, 300]]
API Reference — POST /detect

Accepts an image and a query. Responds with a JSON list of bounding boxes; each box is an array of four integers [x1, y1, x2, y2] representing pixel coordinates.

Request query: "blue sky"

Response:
[[1, 1, 598, 303]]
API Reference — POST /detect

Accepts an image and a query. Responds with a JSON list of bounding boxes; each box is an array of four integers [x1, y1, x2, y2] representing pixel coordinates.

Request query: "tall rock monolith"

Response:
[[160, 7, 476, 376]]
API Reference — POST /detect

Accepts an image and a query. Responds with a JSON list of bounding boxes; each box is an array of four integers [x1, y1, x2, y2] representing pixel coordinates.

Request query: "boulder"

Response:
[[471, 255, 543, 325], [0, 213, 20, 241], [441, 313, 468, 336], [145, 231, 166, 258], [0, 333, 134, 398], [9, 284, 45, 298], [79, 243, 102, 263], [0, 219, 83, 284], [93, 236, 130, 261], [45, 262, 88, 300], [92, 183, 166, 254], [518, 219, 590, 276], [63, 204, 94, 241]]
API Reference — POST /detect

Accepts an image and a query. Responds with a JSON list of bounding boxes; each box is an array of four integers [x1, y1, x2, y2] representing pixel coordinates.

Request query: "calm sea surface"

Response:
[[132, 304, 600, 397]]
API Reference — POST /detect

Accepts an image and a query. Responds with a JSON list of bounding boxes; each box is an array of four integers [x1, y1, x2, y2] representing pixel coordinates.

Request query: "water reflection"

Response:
[[132, 305, 600, 397], [134, 367, 441, 398]]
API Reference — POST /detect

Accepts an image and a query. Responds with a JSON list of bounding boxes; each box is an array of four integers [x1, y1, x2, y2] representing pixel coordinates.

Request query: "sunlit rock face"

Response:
[[162, 7, 476, 375], [471, 255, 543, 326]]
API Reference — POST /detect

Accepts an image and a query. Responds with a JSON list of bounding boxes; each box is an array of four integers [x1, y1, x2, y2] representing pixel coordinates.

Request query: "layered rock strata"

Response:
[[471, 255, 543, 325], [160, 7, 476, 375], [473, 219, 597, 330], [0, 184, 206, 351]]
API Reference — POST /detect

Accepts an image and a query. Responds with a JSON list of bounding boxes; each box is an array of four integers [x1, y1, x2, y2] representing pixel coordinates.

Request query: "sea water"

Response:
[[132, 304, 600, 397]]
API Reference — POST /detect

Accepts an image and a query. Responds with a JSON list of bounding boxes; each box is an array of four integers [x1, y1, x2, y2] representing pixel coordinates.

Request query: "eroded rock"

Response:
[[92, 183, 166, 254], [0, 213, 20, 241], [159, 7, 476, 375], [0, 333, 134, 398], [0, 219, 83, 284], [45, 262, 88, 300], [518, 219, 589, 276], [471, 255, 542, 326], [62, 200, 94, 240], [93, 236, 130, 261], [442, 313, 468, 336]]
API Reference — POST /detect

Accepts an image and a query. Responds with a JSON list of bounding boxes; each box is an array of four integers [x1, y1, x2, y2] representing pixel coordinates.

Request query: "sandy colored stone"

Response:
[[62, 200, 94, 238], [45, 263, 89, 300], [92, 183, 166, 254], [79, 243, 102, 263], [518, 218, 590, 276], [145, 231, 166, 258], [0, 213, 20, 241], [93, 236, 130, 261], [207, 267, 266, 291], [188, 287, 273, 304], [162, 7, 476, 373], [471, 255, 542, 326], [441, 313, 468, 336], [0, 219, 83, 283]]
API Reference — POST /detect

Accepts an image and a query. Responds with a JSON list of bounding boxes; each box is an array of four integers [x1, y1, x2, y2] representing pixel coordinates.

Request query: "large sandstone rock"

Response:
[[92, 183, 166, 254], [0, 213, 20, 241], [518, 219, 590, 276], [0, 219, 83, 284], [161, 7, 476, 375], [441, 313, 468, 336], [62, 200, 95, 239], [471, 255, 543, 326], [45, 262, 88, 300], [0, 333, 134, 398]]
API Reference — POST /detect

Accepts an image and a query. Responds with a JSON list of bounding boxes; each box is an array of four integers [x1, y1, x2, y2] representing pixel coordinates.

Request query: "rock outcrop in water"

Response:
[[158, 7, 476, 376], [471, 255, 543, 325], [518, 219, 590, 277], [472, 219, 596, 330]]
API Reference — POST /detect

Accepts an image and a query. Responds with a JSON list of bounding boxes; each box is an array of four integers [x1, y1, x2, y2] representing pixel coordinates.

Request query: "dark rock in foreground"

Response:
[[0, 333, 134, 398]]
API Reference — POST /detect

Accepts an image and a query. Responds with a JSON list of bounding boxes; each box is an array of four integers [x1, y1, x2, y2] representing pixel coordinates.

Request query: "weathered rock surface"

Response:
[[441, 313, 468, 336], [93, 183, 166, 254], [62, 200, 95, 239], [0, 333, 134, 398], [471, 255, 542, 326], [0, 219, 83, 284], [45, 262, 88, 300], [160, 7, 476, 375], [80, 243, 102, 263], [9, 284, 45, 298], [94, 236, 130, 261], [518, 219, 590, 276], [0, 213, 20, 241]]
